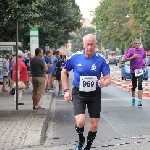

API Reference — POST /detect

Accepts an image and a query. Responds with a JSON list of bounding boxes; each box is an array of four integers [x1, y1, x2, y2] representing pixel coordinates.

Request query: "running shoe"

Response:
[[48, 88, 55, 92], [75, 137, 85, 150], [132, 98, 135, 106], [74, 142, 83, 150], [61, 92, 64, 96], [138, 99, 142, 106]]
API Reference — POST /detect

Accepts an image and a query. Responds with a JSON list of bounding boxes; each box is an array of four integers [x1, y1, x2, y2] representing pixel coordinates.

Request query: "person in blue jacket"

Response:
[[55, 55, 66, 95], [45, 50, 53, 91]]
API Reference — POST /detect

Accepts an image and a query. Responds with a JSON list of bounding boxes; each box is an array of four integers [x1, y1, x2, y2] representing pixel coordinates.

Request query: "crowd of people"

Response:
[[1, 48, 67, 107]]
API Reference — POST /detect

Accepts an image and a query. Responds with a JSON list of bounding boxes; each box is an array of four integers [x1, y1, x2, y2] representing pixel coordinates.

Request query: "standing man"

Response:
[[61, 34, 111, 150], [30, 48, 50, 109], [124, 39, 146, 106], [1, 53, 10, 92]]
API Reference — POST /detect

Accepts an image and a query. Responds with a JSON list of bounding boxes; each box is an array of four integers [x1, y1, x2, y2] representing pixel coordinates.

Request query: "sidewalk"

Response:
[[0, 86, 53, 149]]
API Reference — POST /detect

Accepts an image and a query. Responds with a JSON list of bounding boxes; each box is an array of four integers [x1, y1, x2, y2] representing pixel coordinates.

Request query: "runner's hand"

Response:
[[132, 54, 140, 59], [97, 79, 105, 88], [64, 91, 72, 103]]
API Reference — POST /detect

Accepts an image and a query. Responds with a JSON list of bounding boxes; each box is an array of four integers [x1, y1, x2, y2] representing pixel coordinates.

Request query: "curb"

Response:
[[40, 93, 53, 144], [23, 92, 53, 147]]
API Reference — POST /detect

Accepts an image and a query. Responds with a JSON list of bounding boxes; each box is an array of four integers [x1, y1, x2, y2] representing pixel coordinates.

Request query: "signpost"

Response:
[[30, 28, 39, 56]]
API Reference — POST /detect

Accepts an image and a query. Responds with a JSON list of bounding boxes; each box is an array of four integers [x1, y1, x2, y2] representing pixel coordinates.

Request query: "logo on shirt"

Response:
[[105, 59, 109, 64], [91, 64, 96, 71], [77, 64, 82, 66]]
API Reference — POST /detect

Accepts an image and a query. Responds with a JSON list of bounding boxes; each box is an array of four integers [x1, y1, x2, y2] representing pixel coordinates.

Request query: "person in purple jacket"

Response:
[[124, 39, 146, 106]]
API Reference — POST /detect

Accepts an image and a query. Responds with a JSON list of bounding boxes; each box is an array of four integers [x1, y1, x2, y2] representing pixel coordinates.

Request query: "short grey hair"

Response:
[[18, 50, 24, 58], [83, 34, 97, 43], [134, 39, 140, 43]]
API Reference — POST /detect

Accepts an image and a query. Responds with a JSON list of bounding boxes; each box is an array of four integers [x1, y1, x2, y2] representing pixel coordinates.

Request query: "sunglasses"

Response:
[[134, 43, 140, 45]]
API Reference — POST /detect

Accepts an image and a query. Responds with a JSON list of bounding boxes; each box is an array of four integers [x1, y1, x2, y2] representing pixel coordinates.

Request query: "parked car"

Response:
[[115, 55, 119, 63], [121, 61, 148, 80], [118, 55, 124, 68], [146, 57, 150, 66], [108, 55, 117, 66]]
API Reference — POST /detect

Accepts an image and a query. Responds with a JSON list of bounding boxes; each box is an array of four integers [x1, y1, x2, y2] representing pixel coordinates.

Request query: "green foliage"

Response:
[[92, 0, 150, 52], [0, 0, 82, 50], [129, 0, 150, 49], [71, 27, 96, 52]]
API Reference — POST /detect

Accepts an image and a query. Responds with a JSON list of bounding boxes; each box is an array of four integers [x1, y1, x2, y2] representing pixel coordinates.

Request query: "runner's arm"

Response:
[[103, 74, 111, 87], [61, 68, 69, 90]]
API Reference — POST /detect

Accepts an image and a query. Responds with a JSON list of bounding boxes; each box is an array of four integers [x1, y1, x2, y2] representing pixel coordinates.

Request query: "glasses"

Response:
[[134, 43, 141, 45]]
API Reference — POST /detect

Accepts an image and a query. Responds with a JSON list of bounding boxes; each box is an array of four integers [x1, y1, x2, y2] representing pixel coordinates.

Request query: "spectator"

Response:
[[24, 52, 31, 89], [9, 52, 16, 89], [1, 53, 10, 92], [45, 50, 53, 91], [56, 55, 66, 95], [50, 50, 59, 91], [30, 48, 51, 109], [13, 50, 28, 105]]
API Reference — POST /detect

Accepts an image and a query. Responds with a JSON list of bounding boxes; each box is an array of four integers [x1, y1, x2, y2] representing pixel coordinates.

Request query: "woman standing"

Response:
[[12, 50, 28, 105]]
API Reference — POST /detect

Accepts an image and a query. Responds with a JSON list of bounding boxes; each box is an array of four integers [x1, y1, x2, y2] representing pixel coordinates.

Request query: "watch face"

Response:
[[64, 89, 69, 92]]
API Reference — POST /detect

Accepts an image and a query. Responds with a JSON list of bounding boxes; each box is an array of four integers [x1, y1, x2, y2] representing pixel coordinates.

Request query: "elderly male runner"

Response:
[[61, 34, 111, 150]]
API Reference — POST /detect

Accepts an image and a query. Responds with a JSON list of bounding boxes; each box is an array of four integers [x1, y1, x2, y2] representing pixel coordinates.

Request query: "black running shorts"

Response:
[[72, 87, 101, 118]]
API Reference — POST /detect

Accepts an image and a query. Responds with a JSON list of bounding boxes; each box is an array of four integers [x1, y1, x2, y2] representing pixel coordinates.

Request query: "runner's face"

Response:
[[134, 41, 141, 49], [83, 36, 96, 57]]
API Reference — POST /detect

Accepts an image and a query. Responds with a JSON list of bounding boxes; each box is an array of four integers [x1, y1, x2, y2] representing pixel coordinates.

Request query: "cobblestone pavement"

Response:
[[0, 85, 52, 150]]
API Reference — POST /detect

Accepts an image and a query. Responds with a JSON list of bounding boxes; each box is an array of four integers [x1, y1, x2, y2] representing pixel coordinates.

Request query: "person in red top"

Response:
[[13, 50, 28, 105]]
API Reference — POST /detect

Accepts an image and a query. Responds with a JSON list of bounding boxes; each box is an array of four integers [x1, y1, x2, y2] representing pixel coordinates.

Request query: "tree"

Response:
[[0, 0, 82, 50], [71, 27, 96, 52], [92, 0, 150, 52], [128, 0, 150, 49], [92, 0, 131, 51]]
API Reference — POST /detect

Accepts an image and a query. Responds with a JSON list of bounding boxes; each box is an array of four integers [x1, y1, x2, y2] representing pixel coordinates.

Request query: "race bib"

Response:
[[79, 76, 96, 92], [135, 68, 143, 77]]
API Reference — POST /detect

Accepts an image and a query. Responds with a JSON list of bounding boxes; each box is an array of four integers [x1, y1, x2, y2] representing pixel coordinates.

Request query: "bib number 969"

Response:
[[83, 81, 95, 87], [79, 76, 96, 92]]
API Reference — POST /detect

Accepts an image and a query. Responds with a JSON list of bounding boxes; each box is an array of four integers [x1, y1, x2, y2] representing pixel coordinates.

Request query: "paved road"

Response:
[[42, 68, 150, 150]]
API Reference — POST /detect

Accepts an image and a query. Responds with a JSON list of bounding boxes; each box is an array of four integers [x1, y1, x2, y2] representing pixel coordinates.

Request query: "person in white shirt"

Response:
[[1, 53, 10, 92]]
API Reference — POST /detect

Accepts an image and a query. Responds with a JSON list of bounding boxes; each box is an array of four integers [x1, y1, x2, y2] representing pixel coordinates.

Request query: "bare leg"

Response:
[[132, 91, 135, 97], [138, 90, 143, 99], [2, 77, 7, 90], [58, 80, 62, 93], [32, 94, 38, 107]]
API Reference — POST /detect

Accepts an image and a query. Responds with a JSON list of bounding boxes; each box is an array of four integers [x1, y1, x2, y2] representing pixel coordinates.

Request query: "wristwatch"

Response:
[[64, 89, 69, 92]]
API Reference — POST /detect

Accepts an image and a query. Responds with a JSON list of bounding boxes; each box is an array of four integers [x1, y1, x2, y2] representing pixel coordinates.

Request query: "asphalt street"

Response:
[[42, 66, 150, 150]]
